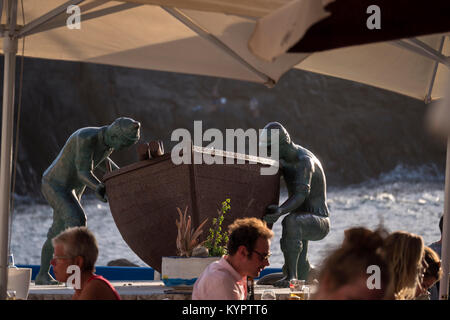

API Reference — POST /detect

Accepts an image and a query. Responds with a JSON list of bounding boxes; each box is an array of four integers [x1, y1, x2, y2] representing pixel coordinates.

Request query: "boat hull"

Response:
[[103, 148, 280, 272]]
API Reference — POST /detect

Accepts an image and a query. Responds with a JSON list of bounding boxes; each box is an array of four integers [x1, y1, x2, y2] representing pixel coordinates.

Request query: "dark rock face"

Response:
[[0, 57, 445, 199], [107, 259, 139, 267]]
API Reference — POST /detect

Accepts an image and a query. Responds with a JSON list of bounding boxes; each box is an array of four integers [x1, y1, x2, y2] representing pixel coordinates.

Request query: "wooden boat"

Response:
[[103, 143, 280, 273]]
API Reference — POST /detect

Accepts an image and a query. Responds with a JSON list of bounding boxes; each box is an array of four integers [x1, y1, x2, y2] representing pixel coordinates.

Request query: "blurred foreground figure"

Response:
[[384, 231, 424, 300], [312, 227, 392, 300], [192, 218, 273, 300], [51, 227, 121, 300], [428, 215, 443, 299], [36, 117, 140, 285], [429, 215, 443, 258], [261, 122, 330, 287], [415, 246, 442, 300]]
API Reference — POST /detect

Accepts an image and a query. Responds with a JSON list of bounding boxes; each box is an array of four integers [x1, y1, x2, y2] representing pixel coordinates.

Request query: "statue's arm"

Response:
[[76, 149, 108, 203], [77, 166, 102, 191], [74, 139, 102, 191], [278, 186, 310, 215], [278, 158, 313, 215], [264, 157, 313, 224]]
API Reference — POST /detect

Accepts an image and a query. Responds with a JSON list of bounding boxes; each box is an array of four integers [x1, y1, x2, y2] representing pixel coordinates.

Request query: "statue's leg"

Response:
[[35, 182, 85, 285], [36, 181, 63, 284], [302, 215, 330, 241], [35, 214, 65, 285], [296, 215, 330, 281], [297, 240, 311, 280], [273, 213, 303, 288]]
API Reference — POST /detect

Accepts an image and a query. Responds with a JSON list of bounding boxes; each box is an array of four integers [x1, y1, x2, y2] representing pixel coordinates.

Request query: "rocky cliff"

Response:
[[0, 57, 445, 199]]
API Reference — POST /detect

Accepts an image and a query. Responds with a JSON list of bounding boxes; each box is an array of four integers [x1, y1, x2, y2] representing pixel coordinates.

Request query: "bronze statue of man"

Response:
[[35, 117, 141, 285], [260, 122, 330, 287]]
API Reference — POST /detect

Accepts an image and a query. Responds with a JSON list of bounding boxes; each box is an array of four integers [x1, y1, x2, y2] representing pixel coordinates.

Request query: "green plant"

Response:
[[175, 206, 208, 257], [204, 198, 231, 257]]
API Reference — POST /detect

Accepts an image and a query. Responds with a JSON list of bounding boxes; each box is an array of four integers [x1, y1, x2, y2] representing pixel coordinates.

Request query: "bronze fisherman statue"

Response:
[[35, 117, 140, 285], [261, 122, 330, 287]]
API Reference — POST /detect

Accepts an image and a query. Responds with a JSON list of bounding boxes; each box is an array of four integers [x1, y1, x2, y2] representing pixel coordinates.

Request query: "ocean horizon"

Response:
[[10, 164, 444, 270]]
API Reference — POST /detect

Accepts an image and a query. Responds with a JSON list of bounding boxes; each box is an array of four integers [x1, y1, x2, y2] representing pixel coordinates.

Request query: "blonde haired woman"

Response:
[[384, 231, 424, 300]]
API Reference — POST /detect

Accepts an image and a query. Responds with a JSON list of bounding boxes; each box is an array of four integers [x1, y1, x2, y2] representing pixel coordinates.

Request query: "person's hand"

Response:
[[95, 183, 108, 202], [263, 205, 282, 223]]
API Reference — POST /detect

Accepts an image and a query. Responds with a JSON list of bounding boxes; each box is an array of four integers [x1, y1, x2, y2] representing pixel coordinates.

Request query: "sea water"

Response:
[[10, 165, 444, 269]]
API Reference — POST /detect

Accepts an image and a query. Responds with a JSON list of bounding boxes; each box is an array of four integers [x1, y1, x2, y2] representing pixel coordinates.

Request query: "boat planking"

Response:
[[103, 144, 280, 273]]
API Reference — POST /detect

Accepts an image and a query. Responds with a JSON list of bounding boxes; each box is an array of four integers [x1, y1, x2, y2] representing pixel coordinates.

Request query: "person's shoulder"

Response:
[[415, 291, 431, 300], [202, 266, 231, 279], [428, 242, 441, 256], [198, 264, 236, 284], [193, 267, 241, 300], [78, 278, 118, 300]]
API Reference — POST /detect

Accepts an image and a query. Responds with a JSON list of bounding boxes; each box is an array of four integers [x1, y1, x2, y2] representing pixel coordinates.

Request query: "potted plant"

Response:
[[161, 206, 215, 286], [161, 199, 231, 286]]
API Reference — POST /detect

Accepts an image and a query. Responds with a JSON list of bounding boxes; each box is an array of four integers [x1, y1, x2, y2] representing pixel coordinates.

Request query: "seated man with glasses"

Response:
[[192, 217, 273, 300], [51, 226, 121, 300]]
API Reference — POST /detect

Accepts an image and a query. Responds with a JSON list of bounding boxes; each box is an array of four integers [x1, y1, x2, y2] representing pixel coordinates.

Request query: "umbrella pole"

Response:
[[0, 0, 18, 301], [439, 138, 450, 300]]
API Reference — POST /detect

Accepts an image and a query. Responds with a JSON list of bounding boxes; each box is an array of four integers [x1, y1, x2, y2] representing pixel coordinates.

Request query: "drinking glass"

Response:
[[261, 289, 277, 300], [289, 279, 305, 291], [8, 254, 15, 267], [298, 286, 310, 300], [6, 290, 16, 300]]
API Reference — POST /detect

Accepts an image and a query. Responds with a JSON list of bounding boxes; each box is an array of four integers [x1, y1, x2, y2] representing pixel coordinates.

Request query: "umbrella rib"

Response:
[[15, 0, 85, 39], [162, 6, 275, 87], [392, 39, 450, 68], [391, 40, 436, 62], [18, 1, 140, 38], [408, 38, 449, 67]]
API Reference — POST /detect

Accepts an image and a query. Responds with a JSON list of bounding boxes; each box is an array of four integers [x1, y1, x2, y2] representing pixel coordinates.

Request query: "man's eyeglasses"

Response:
[[252, 250, 271, 261]]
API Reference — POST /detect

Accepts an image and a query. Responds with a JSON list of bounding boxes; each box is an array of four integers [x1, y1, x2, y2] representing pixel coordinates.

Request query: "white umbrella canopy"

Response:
[[295, 33, 450, 102], [0, 0, 312, 84], [10, 0, 448, 100]]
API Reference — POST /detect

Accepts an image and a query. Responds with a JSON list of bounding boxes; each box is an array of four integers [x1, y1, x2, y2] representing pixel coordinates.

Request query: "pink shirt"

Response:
[[192, 257, 247, 300]]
